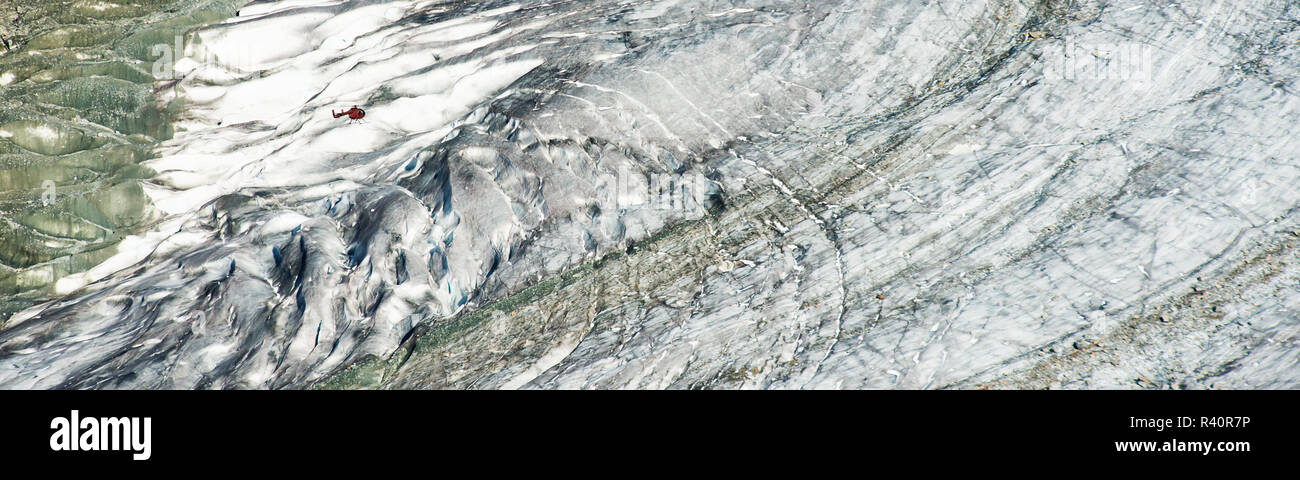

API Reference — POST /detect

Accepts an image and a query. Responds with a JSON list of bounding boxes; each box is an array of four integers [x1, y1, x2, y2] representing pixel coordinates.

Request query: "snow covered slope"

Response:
[[1, 0, 1297, 389]]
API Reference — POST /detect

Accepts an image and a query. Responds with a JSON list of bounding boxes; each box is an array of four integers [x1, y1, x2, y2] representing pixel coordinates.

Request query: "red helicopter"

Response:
[[332, 105, 366, 123]]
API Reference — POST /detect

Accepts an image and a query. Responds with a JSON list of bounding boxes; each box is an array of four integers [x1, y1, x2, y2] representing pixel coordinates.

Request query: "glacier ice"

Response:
[[0, 0, 1297, 390]]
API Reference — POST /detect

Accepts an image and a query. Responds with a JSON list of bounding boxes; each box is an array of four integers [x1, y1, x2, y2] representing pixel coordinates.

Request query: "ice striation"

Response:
[[0, 0, 245, 322], [0, 0, 1297, 389]]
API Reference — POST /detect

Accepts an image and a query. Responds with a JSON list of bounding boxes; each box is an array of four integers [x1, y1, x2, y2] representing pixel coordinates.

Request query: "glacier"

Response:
[[0, 0, 1297, 389]]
